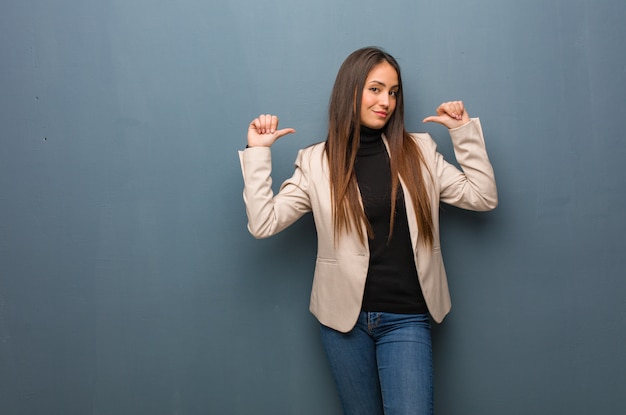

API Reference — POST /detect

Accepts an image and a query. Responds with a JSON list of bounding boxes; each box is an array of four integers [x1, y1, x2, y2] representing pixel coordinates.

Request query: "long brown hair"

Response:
[[325, 47, 434, 248]]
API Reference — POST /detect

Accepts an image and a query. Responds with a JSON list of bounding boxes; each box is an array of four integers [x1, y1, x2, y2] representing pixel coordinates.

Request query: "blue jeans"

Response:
[[320, 312, 433, 415]]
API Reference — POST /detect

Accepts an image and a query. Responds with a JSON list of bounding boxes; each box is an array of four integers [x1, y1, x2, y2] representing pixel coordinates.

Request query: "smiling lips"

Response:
[[373, 110, 388, 118]]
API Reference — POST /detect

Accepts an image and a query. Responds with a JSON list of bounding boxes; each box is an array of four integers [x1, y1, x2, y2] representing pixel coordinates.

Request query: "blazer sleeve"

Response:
[[434, 118, 498, 211], [239, 146, 312, 238]]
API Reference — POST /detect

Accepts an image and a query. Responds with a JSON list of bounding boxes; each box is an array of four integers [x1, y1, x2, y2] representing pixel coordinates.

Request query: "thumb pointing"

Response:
[[274, 128, 296, 139]]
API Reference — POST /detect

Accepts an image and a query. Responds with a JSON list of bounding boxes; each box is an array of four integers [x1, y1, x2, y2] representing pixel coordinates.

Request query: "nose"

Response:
[[379, 92, 390, 109]]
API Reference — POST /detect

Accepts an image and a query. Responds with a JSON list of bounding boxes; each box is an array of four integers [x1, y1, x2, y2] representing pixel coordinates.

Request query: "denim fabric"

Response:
[[320, 312, 433, 415]]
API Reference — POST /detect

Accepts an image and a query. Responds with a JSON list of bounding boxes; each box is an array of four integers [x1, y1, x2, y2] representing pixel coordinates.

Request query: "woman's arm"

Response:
[[239, 114, 311, 238], [424, 102, 498, 211]]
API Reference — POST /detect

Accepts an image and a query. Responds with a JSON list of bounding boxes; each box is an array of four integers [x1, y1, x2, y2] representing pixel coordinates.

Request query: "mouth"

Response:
[[373, 111, 388, 118]]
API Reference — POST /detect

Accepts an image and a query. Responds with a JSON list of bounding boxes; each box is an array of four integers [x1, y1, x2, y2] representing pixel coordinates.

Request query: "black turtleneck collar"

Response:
[[358, 125, 385, 156]]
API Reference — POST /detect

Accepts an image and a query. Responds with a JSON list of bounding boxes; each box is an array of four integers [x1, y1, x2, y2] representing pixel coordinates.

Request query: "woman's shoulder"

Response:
[[291, 141, 327, 170], [301, 140, 326, 152], [408, 132, 437, 153], [297, 140, 327, 159]]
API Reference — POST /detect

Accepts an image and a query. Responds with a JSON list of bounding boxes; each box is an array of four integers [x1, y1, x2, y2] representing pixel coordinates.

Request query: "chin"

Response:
[[362, 119, 386, 129], [368, 122, 387, 129]]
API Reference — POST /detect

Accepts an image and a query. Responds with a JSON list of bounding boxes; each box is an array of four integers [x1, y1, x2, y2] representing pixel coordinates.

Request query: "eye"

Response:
[[389, 90, 398, 97], [369, 87, 380, 93]]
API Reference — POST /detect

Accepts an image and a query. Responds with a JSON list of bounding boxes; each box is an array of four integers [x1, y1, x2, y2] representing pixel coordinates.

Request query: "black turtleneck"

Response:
[[355, 126, 427, 314]]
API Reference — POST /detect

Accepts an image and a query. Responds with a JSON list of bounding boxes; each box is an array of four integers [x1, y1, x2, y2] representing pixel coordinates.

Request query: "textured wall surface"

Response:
[[1, 0, 625, 414]]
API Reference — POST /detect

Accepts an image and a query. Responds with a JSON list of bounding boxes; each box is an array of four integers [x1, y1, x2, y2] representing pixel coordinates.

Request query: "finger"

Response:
[[263, 114, 276, 134], [436, 102, 449, 115], [270, 115, 279, 134], [455, 100, 465, 115], [437, 102, 455, 120], [274, 128, 296, 140], [255, 115, 264, 134], [261, 114, 271, 134], [265, 114, 274, 133], [257, 114, 268, 134], [448, 101, 465, 120], [452, 101, 464, 119], [249, 117, 261, 132], [422, 115, 442, 124]]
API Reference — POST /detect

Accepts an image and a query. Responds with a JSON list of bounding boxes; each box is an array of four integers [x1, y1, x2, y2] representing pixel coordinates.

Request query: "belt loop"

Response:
[[367, 312, 381, 332]]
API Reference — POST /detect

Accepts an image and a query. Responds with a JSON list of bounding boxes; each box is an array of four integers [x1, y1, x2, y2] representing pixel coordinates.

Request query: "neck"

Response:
[[357, 125, 385, 156], [360, 125, 384, 138]]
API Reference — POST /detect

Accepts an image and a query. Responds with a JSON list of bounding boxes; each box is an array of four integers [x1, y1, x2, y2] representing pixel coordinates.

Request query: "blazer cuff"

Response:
[[448, 117, 480, 133], [239, 145, 272, 161]]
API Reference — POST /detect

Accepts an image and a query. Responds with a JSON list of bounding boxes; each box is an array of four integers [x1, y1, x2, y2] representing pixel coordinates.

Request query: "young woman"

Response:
[[239, 46, 497, 415]]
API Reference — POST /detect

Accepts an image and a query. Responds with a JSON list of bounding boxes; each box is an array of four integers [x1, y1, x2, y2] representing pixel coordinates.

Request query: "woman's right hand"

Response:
[[247, 114, 296, 147]]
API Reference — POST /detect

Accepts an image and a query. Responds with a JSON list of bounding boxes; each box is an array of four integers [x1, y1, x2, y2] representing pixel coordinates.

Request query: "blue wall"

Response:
[[1, 0, 625, 414]]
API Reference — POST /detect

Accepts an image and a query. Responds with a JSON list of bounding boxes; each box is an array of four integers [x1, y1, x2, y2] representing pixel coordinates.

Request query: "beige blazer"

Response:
[[239, 118, 497, 332]]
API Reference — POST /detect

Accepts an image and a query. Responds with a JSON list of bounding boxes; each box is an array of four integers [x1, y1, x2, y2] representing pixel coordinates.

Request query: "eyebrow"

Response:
[[368, 80, 399, 89]]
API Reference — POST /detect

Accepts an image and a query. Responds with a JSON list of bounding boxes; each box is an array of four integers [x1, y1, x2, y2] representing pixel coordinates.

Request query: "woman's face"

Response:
[[360, 61, 399, 130]]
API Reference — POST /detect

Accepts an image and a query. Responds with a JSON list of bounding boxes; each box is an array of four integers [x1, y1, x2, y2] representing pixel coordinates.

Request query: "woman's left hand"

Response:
[[423, 101, 470, 129]]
